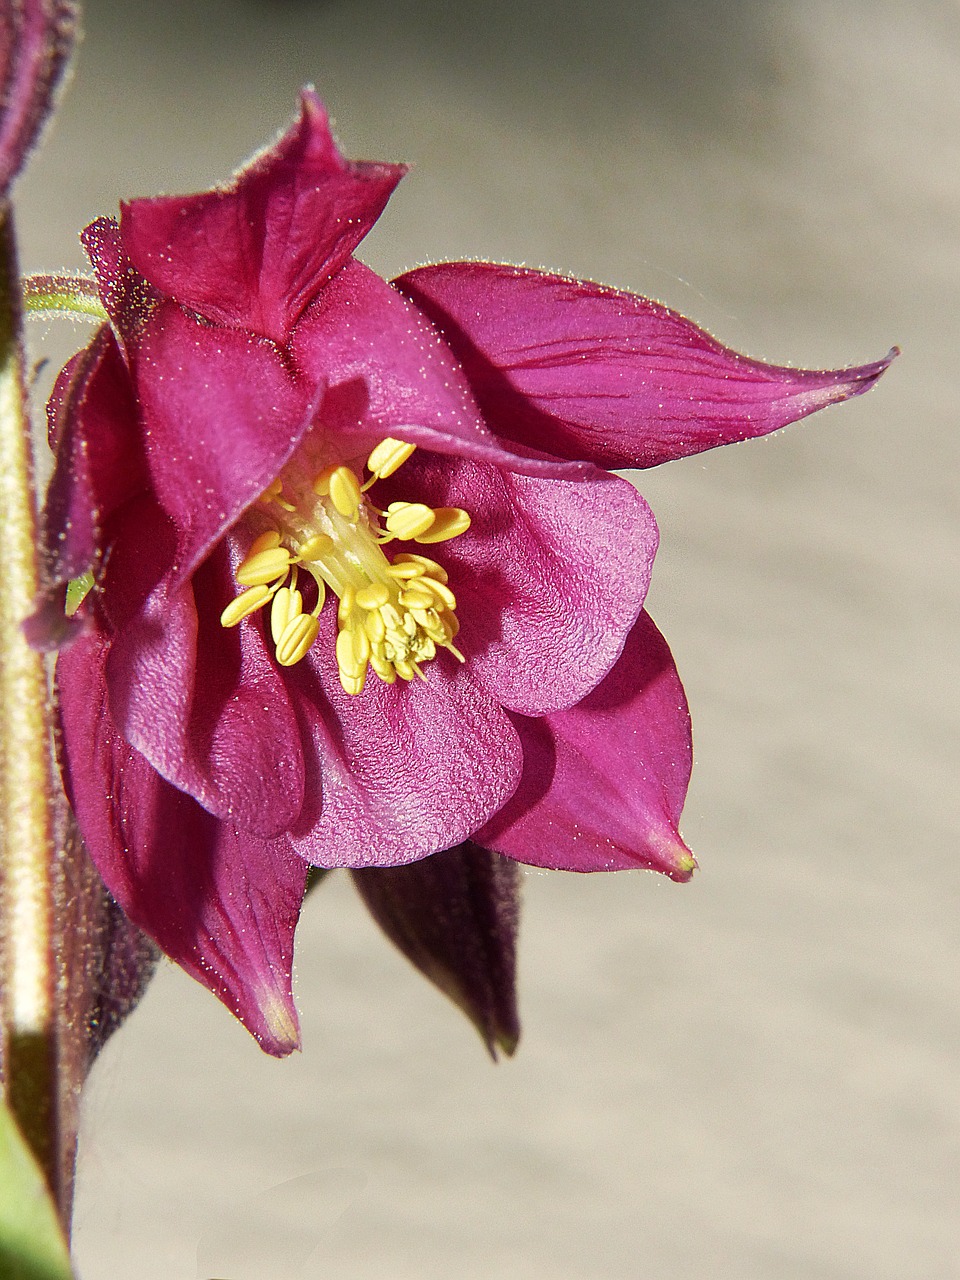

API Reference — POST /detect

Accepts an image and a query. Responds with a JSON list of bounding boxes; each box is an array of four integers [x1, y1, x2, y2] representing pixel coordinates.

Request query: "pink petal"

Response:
[[391, 450, 659, 714], [28, 327, 146, 650], [103, 522, 306, 840], [479, 612, 695, 878], [120, 90, 407, 342], [396, 262, 896, 469], [284, 619, 524, 868], [80, 215, 161, 355], [292, 260, 585, 479], [134, 300, 317, 587], [57, 628, 307, 1056], [352, 842, 521, 1057], [0, 0, 75, 195]]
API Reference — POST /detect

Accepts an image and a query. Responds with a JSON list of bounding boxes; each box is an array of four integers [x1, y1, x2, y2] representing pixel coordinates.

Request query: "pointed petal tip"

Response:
[[843, 345, 899, 394], [251, 986, 301, 1057], [493, 1026, 521, 1060], [657, 829, 697, 883]]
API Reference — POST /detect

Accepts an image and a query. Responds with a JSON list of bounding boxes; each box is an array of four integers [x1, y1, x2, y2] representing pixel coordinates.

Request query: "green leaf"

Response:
[[0, 1098, 73, 1280]]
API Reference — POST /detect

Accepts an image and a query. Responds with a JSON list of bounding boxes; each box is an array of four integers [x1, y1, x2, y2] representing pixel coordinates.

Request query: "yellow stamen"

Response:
[[219, 434, 473, 690], [236, 545, 293, 586], [366, 437, 416, 479], [314, 464, 362, 519], [297, 533, 334, 561], [270, 585, 304, 645], [392, 553, 448, 583], [220, 585, 272, 628], [418, 577, 457, 611], [355, 581, 390, 610], [414, 507, 471, 544], [276, 614, 320, 666], [383, 501, 435, 541]]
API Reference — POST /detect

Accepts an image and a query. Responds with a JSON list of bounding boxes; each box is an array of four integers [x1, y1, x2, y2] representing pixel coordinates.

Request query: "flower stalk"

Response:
[[0, 201, 60, 1208]]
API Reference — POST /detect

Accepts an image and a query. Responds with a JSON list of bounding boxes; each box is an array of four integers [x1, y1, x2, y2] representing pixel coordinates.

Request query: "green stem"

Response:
[[22, 272, 108, 322], [0, 203, 60, 1212]]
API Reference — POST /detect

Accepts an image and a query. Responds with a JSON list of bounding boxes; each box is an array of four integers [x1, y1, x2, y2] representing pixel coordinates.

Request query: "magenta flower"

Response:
[[34, 92, 892, 1054]]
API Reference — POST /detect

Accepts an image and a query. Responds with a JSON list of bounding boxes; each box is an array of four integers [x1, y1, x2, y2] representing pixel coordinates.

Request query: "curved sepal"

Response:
[[352, 842, 521, 1057], [396, 262, 896, 469]]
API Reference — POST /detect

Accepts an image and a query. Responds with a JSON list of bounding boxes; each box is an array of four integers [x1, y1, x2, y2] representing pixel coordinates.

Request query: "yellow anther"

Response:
[[220, 585, 272, 628], [392, 553, 448, 583], [329, 466, 362, 518], [236, 545, 293, 586], [338, 585, 356, 627], [385, 561, 426, 580], [398, 586, 436, 611], [248, 530, 282, 556], [370, 653, 397, 684], [275, 613, 320, 666], [419, 577, 457, 612], [315, 465, 361, 518], [336, 626, 369, 679], [297, 533, 334, 561], [441, 613, 460, 640], [270, 585, 304, 644], [367, 437, 416, 479], [364, 609, 387, 644], [340, 668, 367, 696], [380, 602, 403, 631], [355, 581, 390, 610], [413, 507, 471, 544], [414, 636, 437, 662], [410, 606, 441, 633], [394, 658, 416, 681], [384, 502, 435, 540]]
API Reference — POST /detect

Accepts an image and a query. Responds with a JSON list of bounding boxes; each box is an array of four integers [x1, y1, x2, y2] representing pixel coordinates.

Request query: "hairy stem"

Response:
[[0, 201, 60, 1210]]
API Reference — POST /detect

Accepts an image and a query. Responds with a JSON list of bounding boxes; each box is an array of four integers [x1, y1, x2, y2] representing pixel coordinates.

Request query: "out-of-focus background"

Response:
[[15, 1, 960, 1276]]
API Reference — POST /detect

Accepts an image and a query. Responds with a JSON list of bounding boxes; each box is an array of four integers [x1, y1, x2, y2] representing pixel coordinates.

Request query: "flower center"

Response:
[[219, 438, 470, 695]]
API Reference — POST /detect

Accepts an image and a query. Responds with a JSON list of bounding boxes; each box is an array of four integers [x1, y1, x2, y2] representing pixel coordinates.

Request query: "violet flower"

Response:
[[33, 92, 892, 1054]]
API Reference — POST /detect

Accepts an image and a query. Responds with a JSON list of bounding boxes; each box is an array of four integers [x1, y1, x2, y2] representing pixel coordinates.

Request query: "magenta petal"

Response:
[[292, 260, 583, 480], [396, 262, 896, 469], [479, 612, 695, 878], [104, 529, 306, 839], [352, 842, 521, 1057], [28, 327, 146, 649], [396, 451, 659, 713], [120, 90, 406, 341], [80, 216, 161, 353], [134, 301, 315, 585], [285, 625, 523, 868], [57, 629, 307, 1056], [0, 0, 75, 195]]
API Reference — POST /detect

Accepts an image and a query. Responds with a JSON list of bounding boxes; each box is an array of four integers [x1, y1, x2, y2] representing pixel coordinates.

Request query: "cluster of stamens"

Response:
[[219, 438, 470, 695]]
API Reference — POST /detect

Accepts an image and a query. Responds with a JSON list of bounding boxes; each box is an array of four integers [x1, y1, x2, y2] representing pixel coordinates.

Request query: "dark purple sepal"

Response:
[[396, 262, 897, 470], [0, 0, 76, 196], [351, 842, 521, 1058]]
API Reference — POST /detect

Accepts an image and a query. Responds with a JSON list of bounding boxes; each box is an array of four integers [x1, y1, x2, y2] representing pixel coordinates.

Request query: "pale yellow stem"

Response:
[[0, 202, 58, 1191]]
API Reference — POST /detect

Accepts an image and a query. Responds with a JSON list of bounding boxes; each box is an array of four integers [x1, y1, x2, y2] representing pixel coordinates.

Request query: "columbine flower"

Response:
[[33, 91, 892, 1054]]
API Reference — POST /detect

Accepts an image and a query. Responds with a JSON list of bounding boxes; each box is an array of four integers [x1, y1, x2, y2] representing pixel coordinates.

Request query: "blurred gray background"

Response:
[[15, 0, 960, 1276]]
